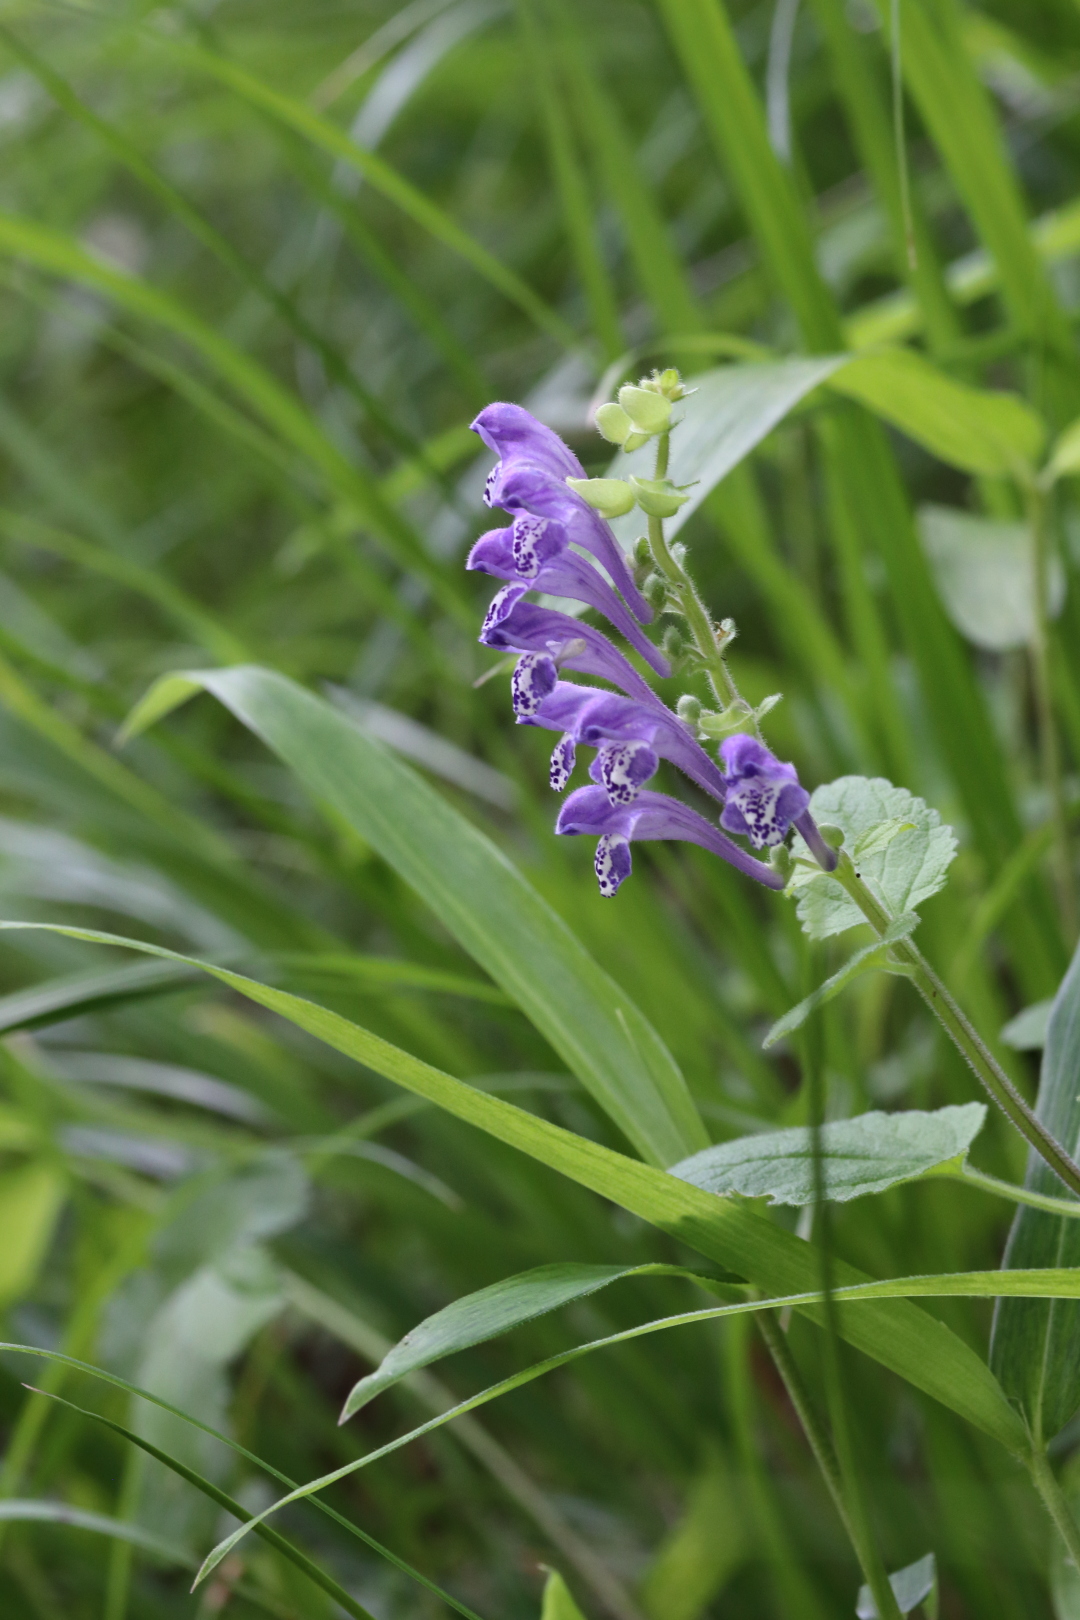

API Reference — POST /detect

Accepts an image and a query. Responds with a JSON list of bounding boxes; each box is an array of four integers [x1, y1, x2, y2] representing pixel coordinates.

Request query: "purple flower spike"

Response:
[[590, 741, 660, 806], [510, 653, 558, 718], [557, 786, 787, 895], [719, 734, 809, 850], [480, 587, 658, 706], [467, 521, 669, 678], [471, 403, 651, 623], [527, 681, 729, 804]]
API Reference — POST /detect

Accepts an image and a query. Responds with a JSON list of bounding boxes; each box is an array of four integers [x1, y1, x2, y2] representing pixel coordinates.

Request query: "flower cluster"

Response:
[[469, 399, 833, 897]]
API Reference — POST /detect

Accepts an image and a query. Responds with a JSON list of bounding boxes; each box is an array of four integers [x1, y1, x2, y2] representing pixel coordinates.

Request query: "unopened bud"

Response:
[[676, 694, 702, 725], [818, 823, 846, 850], [633, 535, 653, 568], [662, 624, 686, 660], [642, 572, 667, 610], [628, 476, 690, 518], [716, 617, 737, 650], [658, 367, 685, 399], [617, 384, 672, 435], [670, 542, 687, 568], [565, 476, 636, 518], [594, 402, 633, 445], [769, 843, 795, 880]]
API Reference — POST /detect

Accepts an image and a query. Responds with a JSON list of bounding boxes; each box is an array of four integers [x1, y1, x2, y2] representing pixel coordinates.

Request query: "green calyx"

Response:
[[628, 476, 690, 518]]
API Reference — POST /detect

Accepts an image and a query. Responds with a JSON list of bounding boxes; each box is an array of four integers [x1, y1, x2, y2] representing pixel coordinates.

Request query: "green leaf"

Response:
[[608, 360, 845, 543], [541, 1570, 588, 1620], [918, 505, 1064, 652], [0, 1161, 66, 1307], [0, 1501, 187, 1566], [1046, 416, 1080, 482], [790, 777, 958, 940], [857, 1553, 937, 1619], [0, 958, 199, 1035], [669, 1106, 986, 1207], [0, 922, 1028, 1455], [340, 1261, 725, 1421], [1001, 1000, 1054, 1052], [992, 937, 1080, 1441], [119, 665, 707, 1168], [763, 912, 919, 1048], [828, 349, 1047, 476]]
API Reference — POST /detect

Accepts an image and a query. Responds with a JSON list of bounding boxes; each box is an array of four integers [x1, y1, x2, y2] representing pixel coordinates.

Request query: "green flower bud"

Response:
[[818, 823, 846, 850], [676, 693, 702, 724], [642, 571, 667, 610], [594, 402, 632, 445], [662, 623, 686, 660], [628, 476, 690, 518], [769, 843, 795, 880], [658, 367, 685, 399], [565, 476, 636, 518], [633, 535, 653, 568], [617, 384, 672, 435]]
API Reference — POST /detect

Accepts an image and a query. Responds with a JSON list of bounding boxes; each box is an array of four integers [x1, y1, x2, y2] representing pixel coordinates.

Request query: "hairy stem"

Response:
[[646, 432, 753, 722], [1029, 1446, 1080, 1578], [832, 853, 1080, 1198]]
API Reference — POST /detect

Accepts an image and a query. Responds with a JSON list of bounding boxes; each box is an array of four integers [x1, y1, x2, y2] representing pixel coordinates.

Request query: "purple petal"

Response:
[[471, 403, 584, 482], [550, 734, 576, 791], [510, 653, 558, 718], [720, 732, 800, 789], [467, 528, 518, 575], [595, 834, 632, 898], [556, 786, 786, 890], [719, 732, 808, 849], [480, 596, 658, 705], [593, 741, 659, 806]]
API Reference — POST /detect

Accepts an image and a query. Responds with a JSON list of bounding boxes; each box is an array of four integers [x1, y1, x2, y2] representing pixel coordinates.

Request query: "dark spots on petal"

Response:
[[595, 833, 632, 897], [598, 741, 658, 806], [511, 653, 558, 717], [550, 734, 576, 790]]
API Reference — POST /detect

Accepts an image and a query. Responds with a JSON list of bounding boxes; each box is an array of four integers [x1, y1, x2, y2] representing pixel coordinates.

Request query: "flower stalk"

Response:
[[831, 851, 1080, 1199]]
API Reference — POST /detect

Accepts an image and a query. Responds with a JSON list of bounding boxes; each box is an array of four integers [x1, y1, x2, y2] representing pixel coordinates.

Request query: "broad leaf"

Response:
[[1001, 1000, 1053, 1051], [668, 1106, 986, 1207], [991, 938, 1080, 1441], [789, 777, 957, 939], [918, 504, 1064, 652], [607, 359, 846, 541], [856, 1553, 937, 1619], [120, 665, 706, 1168], [0, 920, 1027, 1455], [764, 913, 919, 1048], [829, 348, 1047, 475], [341, 1261, 726, 1420]]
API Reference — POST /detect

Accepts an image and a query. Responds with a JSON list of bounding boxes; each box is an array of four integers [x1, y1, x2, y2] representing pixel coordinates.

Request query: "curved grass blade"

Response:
[[0, 1346, 487, 1620], [0, 1500, 187, 1564], [0, 213, 462, 615], [161, 39, 576, 350], [118, 665, 707, 1168], [198, 1263, 1080, 1584], [0, 959, 200, 1035], [0, 922, 1027, 1451], [341, 1261, 733, 1419]]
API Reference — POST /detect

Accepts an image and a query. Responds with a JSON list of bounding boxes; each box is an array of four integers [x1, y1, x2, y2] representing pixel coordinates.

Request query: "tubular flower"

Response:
[[472, 402, 650, 621], [719, 734, 810, 849], [480, 587, 658, 705], [556, 787, 787, 897], [521, 681, 729, 804], [467, 519, 669, 677]]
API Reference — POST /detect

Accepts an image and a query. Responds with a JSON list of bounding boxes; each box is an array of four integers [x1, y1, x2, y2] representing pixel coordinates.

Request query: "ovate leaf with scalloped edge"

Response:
[[669, 1105, 986, 1206], [789, 776, 958, 939]]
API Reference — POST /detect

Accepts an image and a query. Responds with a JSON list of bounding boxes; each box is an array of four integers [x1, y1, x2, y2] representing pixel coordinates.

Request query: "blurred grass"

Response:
[[0, 1, 1074, 1616]]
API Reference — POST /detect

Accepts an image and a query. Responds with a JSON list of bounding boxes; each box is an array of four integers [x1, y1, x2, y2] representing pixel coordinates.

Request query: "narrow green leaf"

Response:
[[670, 1106, 986, 1207], [0, 922, 1027, 1453], [167, 40, 575, 350], [992, 938, 1080, 1442], [828, 350, 1047, 476], [0, 959, 199, 1034], [542, 1570, 588, 1620], [341, 1261, 726, 1420], [0, 1501, 186, 1565], [763, 913, 919, 1049], [119, 665, 706, 1167]]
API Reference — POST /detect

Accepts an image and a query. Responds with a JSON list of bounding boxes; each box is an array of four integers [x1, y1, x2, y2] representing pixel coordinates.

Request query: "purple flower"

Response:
[[481, 587, 658, 706], [523, 681, 729, 805], [719, 734, 809, 849], [468, 520, 669, 678], [556, 786, 787, 897], [472, 403, 650, 622]]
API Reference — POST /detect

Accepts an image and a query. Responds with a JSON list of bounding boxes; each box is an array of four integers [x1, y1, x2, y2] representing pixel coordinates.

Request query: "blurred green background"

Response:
[[0, 0, 1077, 1615]]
